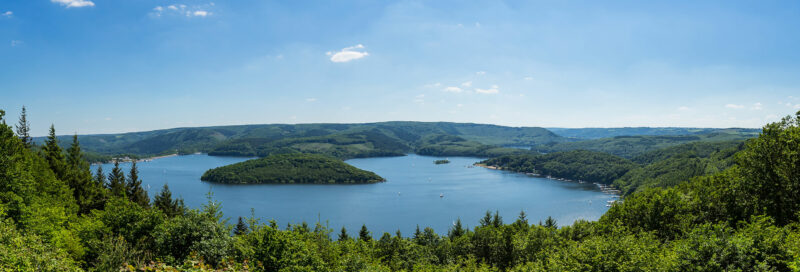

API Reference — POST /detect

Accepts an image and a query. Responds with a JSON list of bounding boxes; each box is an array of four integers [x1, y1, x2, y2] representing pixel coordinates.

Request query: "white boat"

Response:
[[440, 193, 444, 198]]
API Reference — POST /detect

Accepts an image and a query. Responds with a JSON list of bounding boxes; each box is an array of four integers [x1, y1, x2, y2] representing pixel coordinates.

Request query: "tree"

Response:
[[736, 111, 800, 225], [544, 216, 558, 229], [480, 210, 493, 227], [153, 183, 184, 217], [492, 210, 503, 227], [338, 226, 349, 241], [514, 210, 529, 229], [42, 124, 66, 180], [65, 134, 105, 213], [15, 106, 32, 149], [126, 162, 149, 207], [108, 160, 126, 197], [359, 224, 372, 242], [448, 218, 466, 240], [234, 217, 249, 235], [95, 165, 105, 187]]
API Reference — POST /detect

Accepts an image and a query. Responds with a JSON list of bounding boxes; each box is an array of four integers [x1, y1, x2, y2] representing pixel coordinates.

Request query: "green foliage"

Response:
[[107, 161, 126, 198], [153, 183, 185, 218], [534, 131, 755, 159], [482, 150, 638, 184], [125, 162, 149, 207], [201, 153, 385, 184]]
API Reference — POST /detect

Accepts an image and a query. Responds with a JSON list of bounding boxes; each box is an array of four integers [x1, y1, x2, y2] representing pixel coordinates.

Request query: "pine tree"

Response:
[[514, 210, 529, 230], [448, 218, 465, 240], [42, 124, 67, 180], [413, 225, 422, 244], [15, 106, 32, 149], [234, 217, 249, 235], [479, 210, 493, 227], [94, 165, 105, 187], [154, 183, 184, 217], [359, 224, 372, 242], [108, 160, 126, 197], [544, 216, 557, 229], [338, 227, 349, 241], [126, 162, 149, 207], [492, 210, 503, 227], [65, 134, 105, 214]]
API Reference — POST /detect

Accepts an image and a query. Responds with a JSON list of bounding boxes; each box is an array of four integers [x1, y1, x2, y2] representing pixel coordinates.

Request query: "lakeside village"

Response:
[[476, 163, 622, 206]]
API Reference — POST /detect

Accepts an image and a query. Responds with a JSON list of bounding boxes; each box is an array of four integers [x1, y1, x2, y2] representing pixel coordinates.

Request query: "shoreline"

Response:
[[92, 153, 181, 165], [474, 163, 623, 197]]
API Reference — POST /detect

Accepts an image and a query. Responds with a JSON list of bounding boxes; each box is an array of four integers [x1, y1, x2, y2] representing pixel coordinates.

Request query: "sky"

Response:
[[2, 0, 800, 136]]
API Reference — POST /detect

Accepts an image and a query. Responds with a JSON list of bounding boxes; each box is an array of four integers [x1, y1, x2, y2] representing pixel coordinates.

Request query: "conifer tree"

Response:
[[108, 160, 126, 197], [413, 225, 422, 244], [448, 218, 465, 240], [94, 165, 105, 187], [65, 134, 105, 213], [480, 210, 493, 227], [154, 183, 184, 217], [126, 162, 149, 207], [338, 226, 349, 241], [42, 124, 66, 180], [492, 210, 503, 227], [544, 216, 557, 229], [234, 217, 249, 235], [513, 210, 529, 230], [15, 106, 32, 149], [359, 224, 372, 242]]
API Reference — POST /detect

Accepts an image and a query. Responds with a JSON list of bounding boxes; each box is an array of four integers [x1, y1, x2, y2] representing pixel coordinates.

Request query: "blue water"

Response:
[[92, 154, 612, 236]]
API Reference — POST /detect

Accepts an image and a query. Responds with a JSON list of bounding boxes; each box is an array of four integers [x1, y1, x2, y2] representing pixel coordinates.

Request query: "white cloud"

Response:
[[2, 11, 12, 17], [751, 102, 763, 110], [104, 117, 112, 121], [192, 10, 209, 17], [51, 0, 95, 8], [327, 44, 369, 63], [413, 94, 425, 104], [443, 86, 462, 93], [475, 85, 499, 94], [461, 81, 472, 87], [152, 4, 211, 18], [305, 98, 317, 102], [457, 104, 464, 108], [476, 71, 486, 76], [725, 104, 745, 109], [795, 104, 800, 109], [677, 106, 690, 111], [10, 40, 22, 47], [524, 77, 533, 80], [423, 82, 441, 88]]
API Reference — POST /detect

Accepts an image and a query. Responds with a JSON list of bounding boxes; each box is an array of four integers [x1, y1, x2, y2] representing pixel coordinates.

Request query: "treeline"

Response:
[[532, 131, 755, 159], [481, 150, 638, 184], [483, 140, 746, 194], [2, 108, 800, 271], [200, 153, 385, 184]]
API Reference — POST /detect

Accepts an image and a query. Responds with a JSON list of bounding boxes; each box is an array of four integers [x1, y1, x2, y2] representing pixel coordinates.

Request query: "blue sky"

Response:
[[2, 0, 800, 136]]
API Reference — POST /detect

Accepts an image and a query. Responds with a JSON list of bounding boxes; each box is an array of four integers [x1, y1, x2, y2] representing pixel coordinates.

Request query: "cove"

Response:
[[92, 154, 612, 236]]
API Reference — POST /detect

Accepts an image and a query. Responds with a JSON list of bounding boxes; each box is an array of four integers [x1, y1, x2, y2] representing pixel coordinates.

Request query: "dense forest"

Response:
[[36, 122, 564, 160], [532, 130, 755, 159], [480, 150, 639, 184], [483, 140, 746, 195], [547, 127, 759, 140], [200, 154, 385, 184], [3, 108, 799, 271]]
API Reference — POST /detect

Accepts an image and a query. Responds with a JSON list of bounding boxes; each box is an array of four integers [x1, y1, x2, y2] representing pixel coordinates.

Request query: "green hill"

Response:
[[200, 153, 385, 184], [533, 130, 756, 159], [37, 122, 563, 159]]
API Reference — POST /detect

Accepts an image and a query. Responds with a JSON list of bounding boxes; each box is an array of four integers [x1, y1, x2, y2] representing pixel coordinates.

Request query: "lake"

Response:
[[92, 154, 613, 236]]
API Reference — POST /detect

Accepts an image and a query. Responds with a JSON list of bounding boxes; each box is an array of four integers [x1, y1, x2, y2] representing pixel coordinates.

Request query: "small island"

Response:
[[201, 153, 385, 184], [434, 159, 450, 165]]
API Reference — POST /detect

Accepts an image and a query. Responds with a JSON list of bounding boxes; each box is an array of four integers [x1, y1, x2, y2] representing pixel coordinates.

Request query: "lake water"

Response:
[[92, 154, 612, 236]]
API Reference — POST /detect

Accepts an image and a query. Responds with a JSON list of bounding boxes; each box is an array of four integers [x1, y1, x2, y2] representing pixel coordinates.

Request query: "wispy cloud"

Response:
[[725, 104, 745, 109], [476, 71, 486, 76], [677, 106, 690, 111], [751, 102, 762, 110], [151, 3, 212, 18], [475, 85, 499, 94], [461, 81, 472, 87], [423, 82, 441, 88], [414, 94, 425, 104], [305, 98, 317, 102], [327, 44, 369, 63], [1, 11, 12, 18], [524, 76, 533, 80], [443, 86, 463, 93], [51, 0, 95, 8], [10, 40, 22, 47]]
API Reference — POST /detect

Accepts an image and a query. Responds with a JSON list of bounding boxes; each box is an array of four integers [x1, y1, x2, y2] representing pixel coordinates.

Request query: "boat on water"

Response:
[[440, 193, 444, 198]]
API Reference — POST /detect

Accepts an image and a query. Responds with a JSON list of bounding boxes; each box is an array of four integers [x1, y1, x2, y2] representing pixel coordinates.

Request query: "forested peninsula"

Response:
[[200, 153, 385, 184]]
